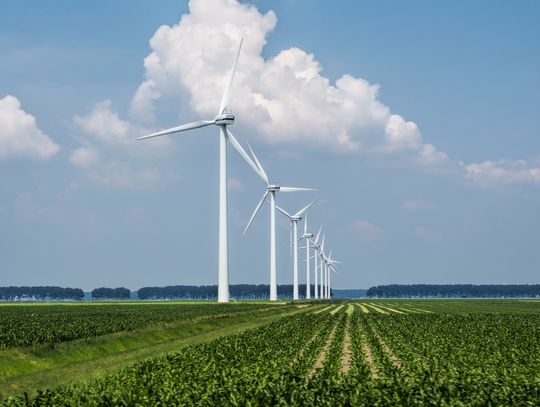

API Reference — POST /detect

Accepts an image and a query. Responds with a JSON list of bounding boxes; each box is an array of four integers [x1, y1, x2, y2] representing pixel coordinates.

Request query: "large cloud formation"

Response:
[[0, 95, 59, 160], [129, 0, 446, 162]]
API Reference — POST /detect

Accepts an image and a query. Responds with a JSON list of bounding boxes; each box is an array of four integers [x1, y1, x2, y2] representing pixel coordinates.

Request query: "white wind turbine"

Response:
[[297, 215, 317, 299], [321, 249, 341, 299], [243, 145, 315, 301], [275, 201, 318, 300], [137, 38, 261, 303], [307, 228, 322, 299], [318, 234, 326, 298]]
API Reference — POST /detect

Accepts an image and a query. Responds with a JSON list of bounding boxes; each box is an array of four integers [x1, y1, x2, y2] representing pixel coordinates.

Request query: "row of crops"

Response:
[[0, 302, 275, 348], [3, 302, 539, 405]]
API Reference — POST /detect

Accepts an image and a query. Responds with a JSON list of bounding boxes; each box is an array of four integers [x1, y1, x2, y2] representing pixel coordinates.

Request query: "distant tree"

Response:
[[137, 284, 320, 300], [91, 287, 131, 299], [0, 286, 84, 300], [367, 284, 540, 298]]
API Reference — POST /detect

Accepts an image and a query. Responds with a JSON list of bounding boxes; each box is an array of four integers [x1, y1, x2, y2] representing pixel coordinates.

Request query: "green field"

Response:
[[1, 299, 539, 405]]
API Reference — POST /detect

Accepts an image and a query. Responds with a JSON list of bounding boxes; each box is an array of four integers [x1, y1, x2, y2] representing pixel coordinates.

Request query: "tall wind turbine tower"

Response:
[[243, 146, 314, 301], [137, 39, 259, 303], [275, 201, 318, 300]]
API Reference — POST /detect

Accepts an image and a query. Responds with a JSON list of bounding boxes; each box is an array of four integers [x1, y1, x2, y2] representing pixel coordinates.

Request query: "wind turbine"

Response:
[[298, 215, 317, 299], [322, 249, 341, 299], [308, 228, 322, 299], [137, 38, 260, 303], [319, 234, 326, 298], [275, 201, 318, 300], [243, 145, 314, 301]]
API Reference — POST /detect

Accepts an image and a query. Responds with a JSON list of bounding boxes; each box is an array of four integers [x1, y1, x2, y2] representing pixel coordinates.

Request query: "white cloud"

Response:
[[350, 220, 383, 240], [403, 198, 436, 211], [129, 0, 445, 162], [73, 100, 169, 151], [0, 95, 59, 160], [69, 147, 99, 168], [464, 158, 540, 185], [416, 143, 448, 165]]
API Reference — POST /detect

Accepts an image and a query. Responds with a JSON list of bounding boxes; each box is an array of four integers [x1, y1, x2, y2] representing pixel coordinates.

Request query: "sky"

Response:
[[1, 0, 539, 291]]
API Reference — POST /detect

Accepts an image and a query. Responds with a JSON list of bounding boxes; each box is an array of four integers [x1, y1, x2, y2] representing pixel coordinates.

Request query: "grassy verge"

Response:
[[0, 303, 322, 399]]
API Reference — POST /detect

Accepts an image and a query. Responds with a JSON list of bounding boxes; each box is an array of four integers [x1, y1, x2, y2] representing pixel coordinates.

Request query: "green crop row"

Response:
[[0, 303, 272, 348], [3, 304, 540, 405]]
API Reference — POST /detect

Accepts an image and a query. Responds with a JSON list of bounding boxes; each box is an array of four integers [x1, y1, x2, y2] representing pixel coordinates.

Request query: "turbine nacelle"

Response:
[[214, 114, 235, 126], [267, 185, 280, 192]]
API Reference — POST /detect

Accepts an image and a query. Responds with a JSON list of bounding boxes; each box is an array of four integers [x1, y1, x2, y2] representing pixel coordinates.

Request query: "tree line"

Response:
[[0, 285, 331, 300], [91, 287, 131, 299], [367, 284, 540, 298], [137, 284, 327, 300], [0, 286, 84, 300]]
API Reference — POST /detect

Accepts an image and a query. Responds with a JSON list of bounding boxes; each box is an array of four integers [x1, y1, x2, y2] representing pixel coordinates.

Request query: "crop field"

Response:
[[1, 300, 540, 405], [0, 302, 276, 348]]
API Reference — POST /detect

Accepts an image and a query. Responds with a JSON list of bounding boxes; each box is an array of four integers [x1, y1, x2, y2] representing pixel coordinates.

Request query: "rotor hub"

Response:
[[214, 114, 235, 126]]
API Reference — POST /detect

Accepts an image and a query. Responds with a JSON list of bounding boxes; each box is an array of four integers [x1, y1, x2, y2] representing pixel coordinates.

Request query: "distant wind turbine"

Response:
[[243, 145, 315, 301], [137, 38, 260, 303], [308, 227, 322, 299], [275, 201, 318, 300], [298, 213, 316, 299]]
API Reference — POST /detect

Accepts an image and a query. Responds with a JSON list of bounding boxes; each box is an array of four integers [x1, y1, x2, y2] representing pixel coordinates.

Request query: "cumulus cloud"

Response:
[[350, 220, 383, 240], [69, 147, 99, 168], [129, 0, 445, 162], [74, 100, 169, 151], [0, 95, 59, 160], [464, 158, 540, 185]]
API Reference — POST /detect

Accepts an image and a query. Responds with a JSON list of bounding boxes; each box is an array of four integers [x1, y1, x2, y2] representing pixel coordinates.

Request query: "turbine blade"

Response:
[[219, 38, 243, 114], [294, 199, 318, 218], [226, 129, 267, 184], [275, 204, 292, 219], [137, 120, 213, 140], [280, 187, 316, 192], [246, 142, 269, 184], [303, 212, 308, 235], [243, 191, 268, 235], [315, 227, 321, 244]]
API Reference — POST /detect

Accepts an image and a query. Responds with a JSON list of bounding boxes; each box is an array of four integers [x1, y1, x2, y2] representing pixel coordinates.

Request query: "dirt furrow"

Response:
[[308, 322, 338, 378]]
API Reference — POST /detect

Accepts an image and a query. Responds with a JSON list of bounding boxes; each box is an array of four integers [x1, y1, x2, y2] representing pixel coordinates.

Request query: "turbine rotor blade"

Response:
[[294, 199, 319, 218], [226, 129, 267, 184], [246, 142, 269, 184], [303, 212, 308, 235], [219, 38, 243, 114], [243, 191, 269, 235], [275, 204, 292, 219], [315, 227, 321, 244], [137, 120, 213, 140], [280, 187, 316, 192]]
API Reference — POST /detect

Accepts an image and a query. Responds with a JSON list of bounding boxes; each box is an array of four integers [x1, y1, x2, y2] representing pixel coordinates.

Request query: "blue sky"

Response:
[[1, 0, 539, 290]]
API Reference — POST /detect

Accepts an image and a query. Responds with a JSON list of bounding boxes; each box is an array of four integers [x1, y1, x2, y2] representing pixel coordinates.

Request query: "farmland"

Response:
[[1, 300, 540, 405]]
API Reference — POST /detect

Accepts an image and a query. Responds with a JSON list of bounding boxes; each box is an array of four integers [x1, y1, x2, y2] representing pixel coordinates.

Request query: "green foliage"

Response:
[[0, 303, 270, 348], [2, 301, 540, 405]]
